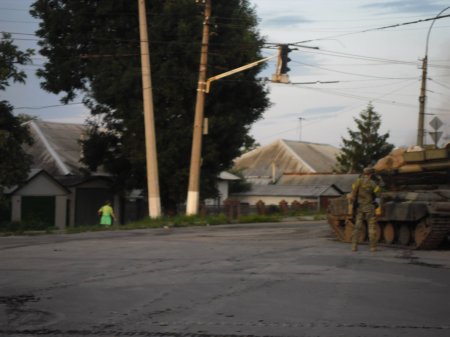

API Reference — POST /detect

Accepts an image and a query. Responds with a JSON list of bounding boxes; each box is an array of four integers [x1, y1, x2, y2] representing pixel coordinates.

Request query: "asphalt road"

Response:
[[1, 221, 449, 337]]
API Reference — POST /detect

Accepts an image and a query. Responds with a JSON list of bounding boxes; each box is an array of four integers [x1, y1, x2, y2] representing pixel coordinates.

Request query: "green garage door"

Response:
[[21, 196, 55, 228], [75, 188, 112, 226]]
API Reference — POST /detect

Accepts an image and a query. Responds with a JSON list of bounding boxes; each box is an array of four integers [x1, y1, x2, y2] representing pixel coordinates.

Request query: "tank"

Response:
[[327, 144, 450, 249]]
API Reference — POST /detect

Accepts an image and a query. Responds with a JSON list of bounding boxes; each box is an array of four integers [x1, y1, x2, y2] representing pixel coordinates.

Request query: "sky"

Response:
[[1, 0, 450, 149]]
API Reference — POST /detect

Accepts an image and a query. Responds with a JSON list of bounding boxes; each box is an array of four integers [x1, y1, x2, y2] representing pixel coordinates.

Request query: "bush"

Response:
[[238, 214, 281, 223], [0, 220, 56, 234]]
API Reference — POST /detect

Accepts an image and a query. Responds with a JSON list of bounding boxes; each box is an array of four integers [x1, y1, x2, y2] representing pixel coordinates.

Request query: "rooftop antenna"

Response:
[[298, 117, 305, 141]]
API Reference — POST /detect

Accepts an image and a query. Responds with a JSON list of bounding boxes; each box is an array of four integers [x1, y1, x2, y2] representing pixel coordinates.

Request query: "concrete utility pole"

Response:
[[417, 6, 450, 147], [186, 0, 212, 215], [417, 56, 427, 147], [138, 0, 161, 218]]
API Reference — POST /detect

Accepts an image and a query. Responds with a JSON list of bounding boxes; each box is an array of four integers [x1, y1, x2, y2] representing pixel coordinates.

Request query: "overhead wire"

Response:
[[290, 13, 450, 44], [290, 59, 418, 80]]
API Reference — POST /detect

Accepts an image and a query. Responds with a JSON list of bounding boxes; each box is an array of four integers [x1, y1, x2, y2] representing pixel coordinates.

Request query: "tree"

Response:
[[30, 0, 270, 213], [0, 103, 34, 188], [0, 33, 34, 224], [335, 103, 394, 173], [0, 33, 34, 189]]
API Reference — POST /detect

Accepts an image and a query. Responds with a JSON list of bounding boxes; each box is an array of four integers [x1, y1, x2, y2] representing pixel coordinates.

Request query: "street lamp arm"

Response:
[[417, 6, 450, 147], [205, 55, 276, 93], [425, 7, 450, 56]]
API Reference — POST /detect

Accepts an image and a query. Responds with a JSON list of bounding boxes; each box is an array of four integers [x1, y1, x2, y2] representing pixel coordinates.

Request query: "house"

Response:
[[231, 139, 356, 210], [6, 119, 239, 226], [6, 169, 70, 229], [204, 171, 241, 206], [233, 139, 341, 184], [232, 184, 343, 211], [7, 120, 120, 228]]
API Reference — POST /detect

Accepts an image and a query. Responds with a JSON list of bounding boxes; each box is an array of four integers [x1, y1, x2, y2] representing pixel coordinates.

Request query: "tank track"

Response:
[[327, 213, 450, 250], [416, 213, 450, 250]]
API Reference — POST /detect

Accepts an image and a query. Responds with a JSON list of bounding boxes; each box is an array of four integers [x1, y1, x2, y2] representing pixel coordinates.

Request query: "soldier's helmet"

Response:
[[363, 167, 375, 174]]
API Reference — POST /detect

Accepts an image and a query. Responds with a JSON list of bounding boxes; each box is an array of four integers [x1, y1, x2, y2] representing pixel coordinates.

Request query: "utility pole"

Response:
[[417, 56, 427, 147], [417, 6, 450, 147], [186, 0, 211, 215], [138, 0, 161, 218]]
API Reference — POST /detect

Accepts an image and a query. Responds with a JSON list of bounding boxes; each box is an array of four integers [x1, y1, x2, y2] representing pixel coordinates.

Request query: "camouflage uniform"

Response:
[[351, 169, 380, 251]]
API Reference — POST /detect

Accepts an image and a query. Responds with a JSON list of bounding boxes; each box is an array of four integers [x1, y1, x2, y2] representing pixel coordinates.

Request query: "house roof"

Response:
[[24, 120, 88, 175], [54, 174, 113, 187], [233, 184, 342, 198], [233, 139, 340, 183], [278, 173, 359, 194], [5, 169, 70, 195], [218, 171, 241, 181]]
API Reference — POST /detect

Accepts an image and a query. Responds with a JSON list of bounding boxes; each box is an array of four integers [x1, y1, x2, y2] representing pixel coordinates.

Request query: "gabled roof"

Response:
[[233, 139, 340, 183], [24, 120, 87, 175], [5, 169, 70, 195]]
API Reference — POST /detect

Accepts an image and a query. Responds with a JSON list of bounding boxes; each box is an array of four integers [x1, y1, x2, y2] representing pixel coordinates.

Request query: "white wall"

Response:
[[11, 173, 69, 230]]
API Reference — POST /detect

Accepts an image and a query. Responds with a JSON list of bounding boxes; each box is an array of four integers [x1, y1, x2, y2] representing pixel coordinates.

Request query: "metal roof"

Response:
[[24, 120, 87, 175], [278, 173, 359, 193], [233, 139, 341, 182], [218, 171, 241, 181], [234, 184, 342, 197]]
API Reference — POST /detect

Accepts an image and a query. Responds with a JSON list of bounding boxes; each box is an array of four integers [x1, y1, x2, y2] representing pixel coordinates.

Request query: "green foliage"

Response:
[[0, 33, 34, 90], [335, 103, 394, 173], [0, 220, 55, 234], [30, 0, 270, 213], [0, 103, 34, 189], [238, 214, 281, 223], [0, 33, 34, 197]]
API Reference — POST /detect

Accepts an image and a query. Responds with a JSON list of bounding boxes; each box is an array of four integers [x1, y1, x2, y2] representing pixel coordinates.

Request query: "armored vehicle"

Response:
[[327, 145, 450, 249]]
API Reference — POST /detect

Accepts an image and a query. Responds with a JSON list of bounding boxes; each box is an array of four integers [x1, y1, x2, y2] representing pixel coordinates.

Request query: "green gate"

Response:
[[21, 196, 55, 229]]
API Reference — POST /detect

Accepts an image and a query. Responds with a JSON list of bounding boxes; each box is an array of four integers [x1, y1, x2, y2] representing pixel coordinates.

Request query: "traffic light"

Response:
[[280, 44, 292, 74]]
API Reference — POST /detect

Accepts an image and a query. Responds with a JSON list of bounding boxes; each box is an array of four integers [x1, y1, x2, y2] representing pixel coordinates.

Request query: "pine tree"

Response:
[[335, 103, 394, 173]]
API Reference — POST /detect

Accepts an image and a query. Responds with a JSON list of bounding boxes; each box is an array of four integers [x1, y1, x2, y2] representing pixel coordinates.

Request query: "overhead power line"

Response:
[[291, 60, 418, 80], [290, 13, 450, 45], [15, 102, 84, 110], [289, 82, 448, 113]]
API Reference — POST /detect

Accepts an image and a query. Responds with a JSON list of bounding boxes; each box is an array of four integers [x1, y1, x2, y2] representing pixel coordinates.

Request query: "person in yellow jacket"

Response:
[[98, 201, 116, 226], [350, 167, 381, 252]]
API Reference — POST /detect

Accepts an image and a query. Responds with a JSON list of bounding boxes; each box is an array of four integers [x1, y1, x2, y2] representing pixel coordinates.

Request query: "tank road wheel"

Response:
[[398, 224, 411, 245], [344, 219, 366, 243], [383, 222, 395, 244], [414, 219, 432, 247]]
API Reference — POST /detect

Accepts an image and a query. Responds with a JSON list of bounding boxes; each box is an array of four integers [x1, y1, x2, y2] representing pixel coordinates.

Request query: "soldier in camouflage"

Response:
[[350, 167, 381, 252]]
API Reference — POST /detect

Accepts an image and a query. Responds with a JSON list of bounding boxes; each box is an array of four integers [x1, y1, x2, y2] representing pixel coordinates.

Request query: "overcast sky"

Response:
[[2, 0, 450, 148]]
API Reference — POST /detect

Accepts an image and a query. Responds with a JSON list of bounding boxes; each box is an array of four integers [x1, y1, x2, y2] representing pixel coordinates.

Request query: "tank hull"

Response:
[[327, 146, 450, 250], [327, 197, 450, 249]]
